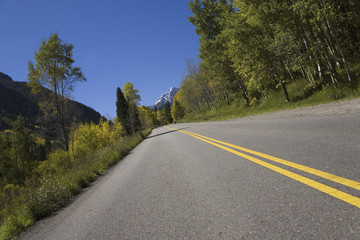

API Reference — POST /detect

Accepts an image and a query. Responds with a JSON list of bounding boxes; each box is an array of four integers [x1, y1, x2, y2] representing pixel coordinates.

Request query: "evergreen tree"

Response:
[[164, 102, 173, 124], [116, 87, 130, 135], [128, 102, 141, 135]]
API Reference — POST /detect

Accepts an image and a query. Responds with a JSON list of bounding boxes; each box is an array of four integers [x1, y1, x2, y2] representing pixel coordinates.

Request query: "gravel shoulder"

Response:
[[241, 98, 360, 120]]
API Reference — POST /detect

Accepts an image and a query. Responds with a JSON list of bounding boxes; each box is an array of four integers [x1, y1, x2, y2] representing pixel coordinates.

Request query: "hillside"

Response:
[[0, 72, 102, 140]]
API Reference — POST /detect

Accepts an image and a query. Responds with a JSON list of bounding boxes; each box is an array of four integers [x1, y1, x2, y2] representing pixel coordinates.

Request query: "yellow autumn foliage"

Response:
[[69, 119, 125, 161]]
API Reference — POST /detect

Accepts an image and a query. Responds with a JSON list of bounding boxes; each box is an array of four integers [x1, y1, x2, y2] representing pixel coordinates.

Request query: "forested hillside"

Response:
[[0, 72, 102, 140], [175, 0, 360, 120], [0, 34, 153, 238]]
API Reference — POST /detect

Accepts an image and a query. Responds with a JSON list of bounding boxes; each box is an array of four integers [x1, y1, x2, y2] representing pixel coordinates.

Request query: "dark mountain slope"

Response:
[[0, 72, 102, 140]]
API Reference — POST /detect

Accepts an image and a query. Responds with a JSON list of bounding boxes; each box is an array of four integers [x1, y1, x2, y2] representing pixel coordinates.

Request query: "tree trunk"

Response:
[[294, 55, 306, 77], [284, 61, 295, 82], [325, 15, 353, 82], [314, 50, 324, 83], [60, 116, 69, 151], [237, 77, 250, 105], [280, 81, 290, 102], [317, 36, 338, 87], [225, 94, 230, 106], [272, 65, 290, 102]]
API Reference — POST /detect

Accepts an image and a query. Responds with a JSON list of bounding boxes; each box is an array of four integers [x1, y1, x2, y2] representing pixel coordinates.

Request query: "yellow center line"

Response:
[[166, 127, 360, 208], [174, 128, 360, 191]]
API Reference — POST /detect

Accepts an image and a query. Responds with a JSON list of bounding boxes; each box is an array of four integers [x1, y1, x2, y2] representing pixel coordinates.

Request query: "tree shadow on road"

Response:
[[146, 127, 188, 139]]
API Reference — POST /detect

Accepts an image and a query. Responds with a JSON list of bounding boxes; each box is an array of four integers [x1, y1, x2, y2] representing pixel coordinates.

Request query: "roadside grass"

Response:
[[0, 129, 151, 240], [181, 81, 360, 122]]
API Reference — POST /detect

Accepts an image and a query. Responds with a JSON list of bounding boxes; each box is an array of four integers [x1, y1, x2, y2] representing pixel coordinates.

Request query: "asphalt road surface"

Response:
[[19, 113, 360, 239]]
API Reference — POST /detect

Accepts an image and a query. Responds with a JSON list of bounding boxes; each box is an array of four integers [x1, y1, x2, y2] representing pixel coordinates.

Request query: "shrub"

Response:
[[0, 122, 151, 239], [27, 178, 71, 220]]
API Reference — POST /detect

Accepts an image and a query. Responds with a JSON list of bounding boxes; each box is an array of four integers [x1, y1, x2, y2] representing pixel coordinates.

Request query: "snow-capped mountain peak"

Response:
[[152, 87, 179, 109]]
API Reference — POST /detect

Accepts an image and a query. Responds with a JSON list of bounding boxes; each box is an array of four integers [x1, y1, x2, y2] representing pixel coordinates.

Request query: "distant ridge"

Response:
[[0, 72, 102, 140], [151, 87, 179, 110]]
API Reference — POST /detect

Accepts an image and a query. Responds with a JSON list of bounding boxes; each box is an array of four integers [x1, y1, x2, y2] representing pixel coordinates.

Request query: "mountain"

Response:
[[0, 72, 102, 140], [152, 87, 179, 110]]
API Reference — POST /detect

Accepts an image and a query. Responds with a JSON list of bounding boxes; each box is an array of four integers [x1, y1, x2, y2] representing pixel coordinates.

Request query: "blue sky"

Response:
[[0, 0, 199, 118]]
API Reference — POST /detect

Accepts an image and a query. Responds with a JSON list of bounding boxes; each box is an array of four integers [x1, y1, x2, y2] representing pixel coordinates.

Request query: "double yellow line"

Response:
[[166, 127, 360, 208]]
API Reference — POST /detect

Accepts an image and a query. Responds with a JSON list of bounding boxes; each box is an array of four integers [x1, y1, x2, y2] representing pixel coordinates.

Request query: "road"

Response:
[[19, 113, 360, 239]]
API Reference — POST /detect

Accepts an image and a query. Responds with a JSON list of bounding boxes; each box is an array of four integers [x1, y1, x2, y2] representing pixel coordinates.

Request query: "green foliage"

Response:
[[182, 0, 360, 120], [128, 102, 141, 135], [112, 117, 127, 141], [0, 117, 39, 186], [0, 72, 102, 142], [0, 206, 33, 240], [122, 82, 141, 105], [28, 33, 86, 150], [28, 178, 72, 219], [38, 149, 71, 175], [182, 83, 360, 122], [0, 35, 155, 240], [171, 98, 185, 122], [164, 102, 173, 124], [0, 132, 12, 185], [156, 109, 168, 126], [116, 87, 130, 135], [122, 82, 141, 135], [0, 114, 145, 240], [0, 121, 151, 239], [68, 119, 125, 161], [138, 106, 158, 129], [153, 103, 173, 126]]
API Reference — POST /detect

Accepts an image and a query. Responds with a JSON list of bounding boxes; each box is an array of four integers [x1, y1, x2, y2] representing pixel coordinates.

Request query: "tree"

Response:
[[180, 0, 360, 119], [164, 102, 173, 124], [116, 87, 130, 135], [0, 132, 13, 185], [10, 116, 37, 184], [28, 33, 86, 151], [138, 106, 157, 129], [189, 0, 250, 105], [171, 98, 185, 122], [123, 82, 141, 105], [122, 82, 141, 135], [0, 117, 37, 186], [156, 109, 168, 125]]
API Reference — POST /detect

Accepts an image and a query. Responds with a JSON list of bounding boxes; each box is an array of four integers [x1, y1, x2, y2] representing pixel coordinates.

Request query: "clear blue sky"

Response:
[[0, 0, 199, 118]]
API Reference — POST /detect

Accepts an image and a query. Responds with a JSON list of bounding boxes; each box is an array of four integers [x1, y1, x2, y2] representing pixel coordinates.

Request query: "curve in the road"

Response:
[[166, 127, 360, 209]]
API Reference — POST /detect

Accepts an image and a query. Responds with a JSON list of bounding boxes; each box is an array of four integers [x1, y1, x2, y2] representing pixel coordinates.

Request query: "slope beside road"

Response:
[[19, 102, 360, 239]]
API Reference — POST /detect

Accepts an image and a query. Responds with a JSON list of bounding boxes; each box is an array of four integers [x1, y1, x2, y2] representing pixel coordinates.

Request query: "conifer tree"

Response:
[[164, 102, 173, 124], [116, 87, 130, 135]]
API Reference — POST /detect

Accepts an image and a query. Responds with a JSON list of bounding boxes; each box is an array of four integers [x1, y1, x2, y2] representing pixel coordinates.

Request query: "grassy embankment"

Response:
[[181, 80, 360, 122], [0, 128, 151, 240]]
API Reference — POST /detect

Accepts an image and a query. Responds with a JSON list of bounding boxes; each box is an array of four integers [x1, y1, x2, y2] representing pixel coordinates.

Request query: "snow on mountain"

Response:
[[151, 87, 179, 110]]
